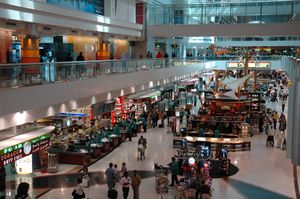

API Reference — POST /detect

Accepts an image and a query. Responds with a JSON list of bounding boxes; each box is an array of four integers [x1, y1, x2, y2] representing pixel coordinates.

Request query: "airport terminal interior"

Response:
[[0, 0, 300, 199]]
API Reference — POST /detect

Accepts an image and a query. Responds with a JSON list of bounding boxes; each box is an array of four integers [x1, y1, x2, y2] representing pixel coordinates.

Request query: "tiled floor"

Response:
[[40, 108, 297, 199], [4, 87, 298, 199]]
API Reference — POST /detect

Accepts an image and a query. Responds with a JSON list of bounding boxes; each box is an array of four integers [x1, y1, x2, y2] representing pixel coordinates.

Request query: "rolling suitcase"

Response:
[[108, 189, 118, 199]]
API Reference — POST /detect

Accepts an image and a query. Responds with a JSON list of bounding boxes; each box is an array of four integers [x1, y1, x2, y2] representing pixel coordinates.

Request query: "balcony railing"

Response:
[[0, 58, 188, 88], [0, 56, 280, 89]]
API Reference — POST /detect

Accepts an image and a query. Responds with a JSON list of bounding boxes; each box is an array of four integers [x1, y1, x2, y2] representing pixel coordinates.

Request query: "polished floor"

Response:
[[3, 95, 298, 199]]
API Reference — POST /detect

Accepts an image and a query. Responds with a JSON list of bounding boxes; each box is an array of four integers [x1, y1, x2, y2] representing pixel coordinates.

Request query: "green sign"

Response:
[[0, 133, 51, 166]]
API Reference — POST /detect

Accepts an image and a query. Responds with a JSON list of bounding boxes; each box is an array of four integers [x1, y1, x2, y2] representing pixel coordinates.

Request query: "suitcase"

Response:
[[108, 189, 118, 199]]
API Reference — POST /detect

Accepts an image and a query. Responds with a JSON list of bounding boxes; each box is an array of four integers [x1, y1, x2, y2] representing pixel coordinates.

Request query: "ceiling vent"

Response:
[[71, 30, 78, 33]]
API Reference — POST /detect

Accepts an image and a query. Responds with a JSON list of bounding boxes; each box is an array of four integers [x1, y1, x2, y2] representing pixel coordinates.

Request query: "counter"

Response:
[[173, 136, 251, 151]]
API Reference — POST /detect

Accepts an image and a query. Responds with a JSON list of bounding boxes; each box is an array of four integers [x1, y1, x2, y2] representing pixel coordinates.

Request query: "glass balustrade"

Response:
[[0, 59, 187, 88], [148, 1, 300, 25], [0, 56, 279, 89]]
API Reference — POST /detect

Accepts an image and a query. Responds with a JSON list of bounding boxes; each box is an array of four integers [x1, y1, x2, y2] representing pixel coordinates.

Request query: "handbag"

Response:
[[72, 185, 85, 199]]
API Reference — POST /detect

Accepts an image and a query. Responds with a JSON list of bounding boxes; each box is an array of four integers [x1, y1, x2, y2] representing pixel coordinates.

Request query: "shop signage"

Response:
[[188, 37, 215, 44], [227, 62, 271, 69], [0, 134, 51, 167], [58, 113, 88, 117]]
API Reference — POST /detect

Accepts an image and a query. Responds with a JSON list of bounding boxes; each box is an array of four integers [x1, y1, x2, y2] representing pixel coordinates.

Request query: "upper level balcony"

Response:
[[148, 0, 300, 25], [0, 57, 281, 130]]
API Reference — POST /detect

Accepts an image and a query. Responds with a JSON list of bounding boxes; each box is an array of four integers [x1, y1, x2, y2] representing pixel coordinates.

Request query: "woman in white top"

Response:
[[120, 172, 132, 199]]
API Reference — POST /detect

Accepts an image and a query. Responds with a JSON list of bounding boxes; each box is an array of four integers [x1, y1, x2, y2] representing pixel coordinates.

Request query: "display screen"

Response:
[[200, 145, 210, 159], [58, 113, 87, 117], [182, 138, 187, 148], [221, 148, 228, 158], [0, 134, 51, 167]]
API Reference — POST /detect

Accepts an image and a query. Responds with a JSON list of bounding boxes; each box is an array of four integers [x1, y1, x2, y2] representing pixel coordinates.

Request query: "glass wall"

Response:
[[47, 0, 104, 15], [148, 1, 300, 25]]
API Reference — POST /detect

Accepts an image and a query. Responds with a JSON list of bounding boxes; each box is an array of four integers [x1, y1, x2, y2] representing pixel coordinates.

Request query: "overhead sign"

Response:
[[0, 134, 51, 167], [227, 62, 271, 69], [188, 37, 215, 44], [57, 113, 88, 117]]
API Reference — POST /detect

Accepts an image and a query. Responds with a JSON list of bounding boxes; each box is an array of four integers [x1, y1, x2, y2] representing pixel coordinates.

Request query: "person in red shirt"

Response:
[[156, 51, 162, 58]]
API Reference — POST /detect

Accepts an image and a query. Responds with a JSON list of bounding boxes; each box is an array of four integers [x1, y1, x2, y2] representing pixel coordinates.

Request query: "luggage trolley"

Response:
[[154, 164, 169, 193]]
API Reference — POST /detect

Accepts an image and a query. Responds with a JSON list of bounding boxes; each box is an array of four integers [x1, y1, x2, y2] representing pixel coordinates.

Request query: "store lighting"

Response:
[[107, 92, 112, 100], [130, 86, 135, 93], [188, 157, 195, 165], [149, 81, 154, 88], [15, 111, 25, 125], [120, 89, 124, 96], [91, 96, 96, 105]]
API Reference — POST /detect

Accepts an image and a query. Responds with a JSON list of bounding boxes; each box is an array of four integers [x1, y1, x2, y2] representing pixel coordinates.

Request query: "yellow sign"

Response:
[[227, 62, 271, 69]]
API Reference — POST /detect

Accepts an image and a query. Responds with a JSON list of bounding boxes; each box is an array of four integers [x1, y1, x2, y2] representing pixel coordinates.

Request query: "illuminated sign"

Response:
[[0, 134, 50, 167], [188, 37, 215, 44], [227, 62, 271, 69], [58, 113, 88, 117]]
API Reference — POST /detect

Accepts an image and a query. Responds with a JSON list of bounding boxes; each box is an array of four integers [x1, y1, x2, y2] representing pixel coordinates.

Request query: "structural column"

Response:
[[96, 35, 110, 60], [21, 36, 39, 63], [21, 24, 40, 63]]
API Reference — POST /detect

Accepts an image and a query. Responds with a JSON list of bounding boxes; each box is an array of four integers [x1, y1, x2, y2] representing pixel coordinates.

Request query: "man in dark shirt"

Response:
[[76, 52, 85, 78], [76, 52, 85, 61]]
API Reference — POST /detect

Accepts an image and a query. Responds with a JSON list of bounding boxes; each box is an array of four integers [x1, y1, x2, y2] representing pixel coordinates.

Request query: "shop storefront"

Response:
[[0, 126, 54, 177]]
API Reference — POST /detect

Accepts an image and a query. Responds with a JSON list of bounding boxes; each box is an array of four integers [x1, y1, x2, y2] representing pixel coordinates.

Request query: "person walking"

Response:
[[114, 164, 120, 184], [76, 52, 85, 61], [126, 121, 133, 141], [120, 172, 132, 199], [105, 163, 116, 190], [156, 51, 162, 58], [279, 113, 287, 132], [281, 99, 286, 112], [169, 157, 179, 186], [120, 162, 127, 178], [272, 111, 279, 130], [15, 182, 32, 199], [72, 178, 85, 199], [137, 136, 147, 160], [131, 170, 141, 199], [76, 52, 85, 77], [141, 116, 147, 133], [267, 125, 275, 147]]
